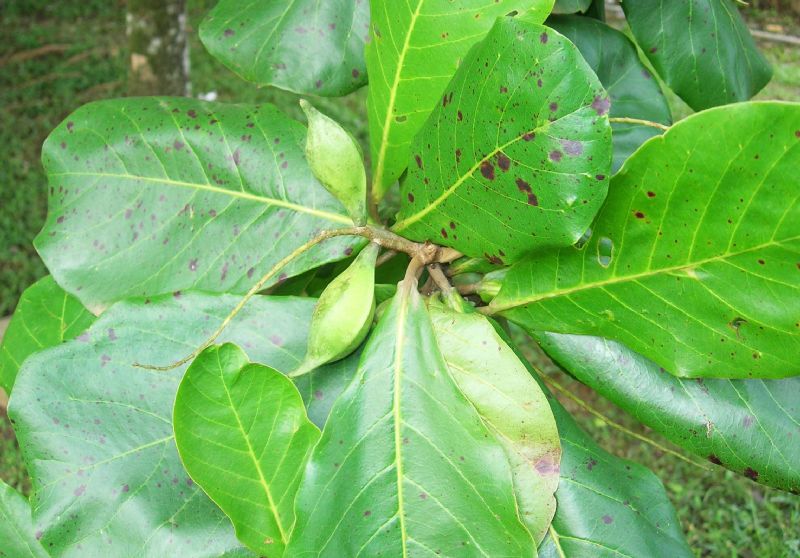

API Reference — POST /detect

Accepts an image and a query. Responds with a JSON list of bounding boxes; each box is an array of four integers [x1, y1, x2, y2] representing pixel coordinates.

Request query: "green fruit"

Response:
[[300, 100, 367, 226], [291, 242, 379, 377]]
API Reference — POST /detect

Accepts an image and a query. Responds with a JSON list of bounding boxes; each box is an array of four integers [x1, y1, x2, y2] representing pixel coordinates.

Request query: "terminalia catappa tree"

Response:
[[1, 0, 797, 556]]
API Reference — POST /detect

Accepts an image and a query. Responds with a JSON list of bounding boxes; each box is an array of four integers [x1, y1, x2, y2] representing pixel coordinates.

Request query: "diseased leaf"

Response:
[[534, 331, 800, 493], [367, 1, 555, 200], [492, 102, 800, 379], [200, 0, 369, 96], [37, 98, 359, 311], [288, 279, 536, 556], [496, 331, 692, 558], [174, 344, 320, 556], [393, 19, 612, 264], [622, 0, 771, 111], [0, 480, 48, 558], [538, 400, 693, 558], [0, 276, 95, 394], [429, 302, 560, 544], [548, 15, 672, 171], [7, 292, 333, 557]]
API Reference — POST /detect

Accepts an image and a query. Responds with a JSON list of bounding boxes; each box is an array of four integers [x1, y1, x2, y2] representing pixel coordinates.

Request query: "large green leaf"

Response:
[[288, 279, 536, 556], [366, 1, 555, 200], [533, 331, 800, 493], [495, 331, 692, 558], [492, 102, 800, 379], [539, 400, 692, 558], [0, 480, 48, 558], [7, 292, 334, 557], [0, 276, 95, 394], [393, 19, 612, 264], [200, 0, 369, 96], [621, 0, 771, 111], [429, 302, 560, 544], [174, 344, 320, 556], [36, 98, 358, 311], [548, 15, 672, 172]]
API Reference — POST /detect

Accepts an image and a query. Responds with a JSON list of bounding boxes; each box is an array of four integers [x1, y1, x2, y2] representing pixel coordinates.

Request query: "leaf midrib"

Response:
[[490, 234, 800, 313], [48, 171, 353, 225], [216, 354, 288, 545], [393, 283, 411, 556], [373, 0, 425, 191]]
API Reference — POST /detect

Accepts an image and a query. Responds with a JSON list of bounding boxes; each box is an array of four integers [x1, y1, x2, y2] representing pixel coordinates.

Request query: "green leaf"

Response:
[[200, 0, 369, 96], [174, 344, 320, 556], [539, 401, 693, 558], [492, 102, 800, 379], [0, 276, 95, 394], [621, 0, 771, 111], [288, 279, 536, 556], [367, 1, 555, 200], [551, 0, 591, 14], [533, 331, 800, 493], [393, 19, 612, 264], [0, 480, 48, 558], [428, 302, 561, 544], [7, 292, 330, 556], [293, 350, 362, 429], [494, 331, 692, 558], [36, 98, 358, 311], [548, 15, 672, 172]]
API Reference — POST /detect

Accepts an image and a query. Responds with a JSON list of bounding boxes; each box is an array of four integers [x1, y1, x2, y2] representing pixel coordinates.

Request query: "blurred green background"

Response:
[[1, 2, 799, 556]]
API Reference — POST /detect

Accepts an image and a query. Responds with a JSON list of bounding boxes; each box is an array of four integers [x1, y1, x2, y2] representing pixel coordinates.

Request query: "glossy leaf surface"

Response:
[[539, 399, 693, 558], [394, 19, 612, 264], [289, 280, 535, 556], [366, 1, 555, 199], [622, 0, 771, 111], [0, 480, 48, 558], [8, 292, 332, 557], [496, 332, 692, 558], [0, 276, 95, 393], [493, 102, 800, 379], [535, 331, 800, 493], [429, 303, 560, 544], [37, 98, 358, 310], [200, 0, 369, 96], [551, 0, 591, 13], [174, 344, 320, 556], [548, 15, 672, 172]]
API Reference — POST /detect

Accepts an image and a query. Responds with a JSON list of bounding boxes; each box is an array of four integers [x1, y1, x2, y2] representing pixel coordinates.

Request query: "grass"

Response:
[[1, 3, 799, 556]]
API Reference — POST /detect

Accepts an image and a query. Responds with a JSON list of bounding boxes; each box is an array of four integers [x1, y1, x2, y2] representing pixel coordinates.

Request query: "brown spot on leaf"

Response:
[[497, 153, 511, 171], [415, 155, 423, 169], [407, 192, 415, 203], [591, 96, 611, 116], [549, 150, 563, 163], [744, 467, 759, 480], [540, 32, 548, 44], [480, 161, 495, 180], [708, 454, 723, 465]]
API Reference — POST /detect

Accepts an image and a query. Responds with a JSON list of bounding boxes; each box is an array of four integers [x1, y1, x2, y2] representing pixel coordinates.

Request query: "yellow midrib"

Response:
[[48, 171, 353, 225], [393, 282, 412, 556], [489, 235, 800, 313], [219, 363, 288, 545], [372, 0, 426, 197]]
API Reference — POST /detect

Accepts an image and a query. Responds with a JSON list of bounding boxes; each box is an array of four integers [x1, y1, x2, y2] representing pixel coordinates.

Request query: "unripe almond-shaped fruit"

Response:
[[290, 242, 380, 377], [300, 99, 367, 226]]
